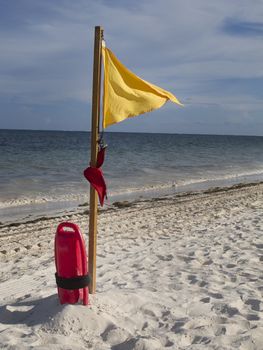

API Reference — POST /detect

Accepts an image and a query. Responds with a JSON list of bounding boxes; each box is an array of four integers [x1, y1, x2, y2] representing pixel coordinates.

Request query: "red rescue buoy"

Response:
[[55, 222, 89, 305]]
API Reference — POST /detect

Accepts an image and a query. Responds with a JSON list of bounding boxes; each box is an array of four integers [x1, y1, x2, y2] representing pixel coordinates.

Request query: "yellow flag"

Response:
[[102, 46, 183, 129]]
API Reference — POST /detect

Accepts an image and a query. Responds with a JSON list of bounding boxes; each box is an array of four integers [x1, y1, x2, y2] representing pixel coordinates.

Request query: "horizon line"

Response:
[[0, 128, 263, 138]]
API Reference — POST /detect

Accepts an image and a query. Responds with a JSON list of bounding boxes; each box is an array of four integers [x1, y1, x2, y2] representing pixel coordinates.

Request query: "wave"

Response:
[[1, 168, 263, 211], [0, 193, 87, 209]]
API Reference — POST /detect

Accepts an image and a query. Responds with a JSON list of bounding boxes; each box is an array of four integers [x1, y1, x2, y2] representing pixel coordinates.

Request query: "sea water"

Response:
[[1, 130, 263, 222]]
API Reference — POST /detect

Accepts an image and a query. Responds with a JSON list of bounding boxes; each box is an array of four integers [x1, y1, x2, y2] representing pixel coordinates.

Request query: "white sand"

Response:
[[0, 183, 262, 349]]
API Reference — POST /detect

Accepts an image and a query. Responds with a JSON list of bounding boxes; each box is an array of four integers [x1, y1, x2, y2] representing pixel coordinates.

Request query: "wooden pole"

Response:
[[88, 26, 103, 294]]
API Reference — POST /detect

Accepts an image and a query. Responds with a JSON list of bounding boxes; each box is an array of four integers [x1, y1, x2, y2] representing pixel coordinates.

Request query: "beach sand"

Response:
[[0, 183, 262, 349]]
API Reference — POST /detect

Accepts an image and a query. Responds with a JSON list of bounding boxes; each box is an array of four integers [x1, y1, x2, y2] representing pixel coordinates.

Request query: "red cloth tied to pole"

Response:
[[96, 146, 106, 168], [84, 147, 107, 206]]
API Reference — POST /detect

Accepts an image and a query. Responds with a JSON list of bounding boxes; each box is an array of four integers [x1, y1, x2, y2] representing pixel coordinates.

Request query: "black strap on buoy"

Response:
[[55, 273, 90, 290]]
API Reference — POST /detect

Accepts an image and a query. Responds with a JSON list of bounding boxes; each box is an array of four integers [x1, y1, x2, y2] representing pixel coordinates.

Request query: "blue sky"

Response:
[[0, 0, 263, 135]]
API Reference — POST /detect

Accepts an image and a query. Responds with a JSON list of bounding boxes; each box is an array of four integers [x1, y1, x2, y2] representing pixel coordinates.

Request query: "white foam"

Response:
[[1, 168, 263, 213]]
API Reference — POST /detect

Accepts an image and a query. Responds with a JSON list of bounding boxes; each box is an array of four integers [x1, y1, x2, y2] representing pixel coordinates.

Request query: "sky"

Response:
[[0, 0, 263, 135]]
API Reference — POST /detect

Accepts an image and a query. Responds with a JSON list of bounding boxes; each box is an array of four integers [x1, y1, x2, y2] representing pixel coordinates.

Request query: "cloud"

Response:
[[222, 19, 263, 37], [0, 0, 263, 134]]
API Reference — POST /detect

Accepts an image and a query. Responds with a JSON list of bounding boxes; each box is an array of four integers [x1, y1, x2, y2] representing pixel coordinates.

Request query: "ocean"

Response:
[[1, 129, 263, 222]]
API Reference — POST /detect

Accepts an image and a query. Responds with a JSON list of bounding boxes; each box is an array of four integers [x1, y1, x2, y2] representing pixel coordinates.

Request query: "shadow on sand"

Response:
[[0, 294, 64, 326]]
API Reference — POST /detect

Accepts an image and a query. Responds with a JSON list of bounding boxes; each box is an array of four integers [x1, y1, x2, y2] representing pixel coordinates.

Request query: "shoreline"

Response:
[[1, 169, 263, 222], [1, 180, 263, 230]]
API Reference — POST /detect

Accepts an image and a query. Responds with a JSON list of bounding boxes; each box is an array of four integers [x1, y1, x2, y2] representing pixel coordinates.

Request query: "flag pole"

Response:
[[88, 26, 103, 294]]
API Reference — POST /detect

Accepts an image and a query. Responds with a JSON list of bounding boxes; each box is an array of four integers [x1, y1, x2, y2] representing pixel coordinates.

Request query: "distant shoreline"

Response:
[[1, 128, 263, 137]]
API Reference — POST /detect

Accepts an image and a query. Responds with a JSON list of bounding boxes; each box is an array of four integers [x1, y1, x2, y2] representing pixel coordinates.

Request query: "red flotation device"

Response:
[[55, 222, 89, 305]]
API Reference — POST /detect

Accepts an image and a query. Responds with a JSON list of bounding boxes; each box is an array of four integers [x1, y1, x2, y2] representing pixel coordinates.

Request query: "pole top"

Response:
[[95, 26, 104, 39]]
